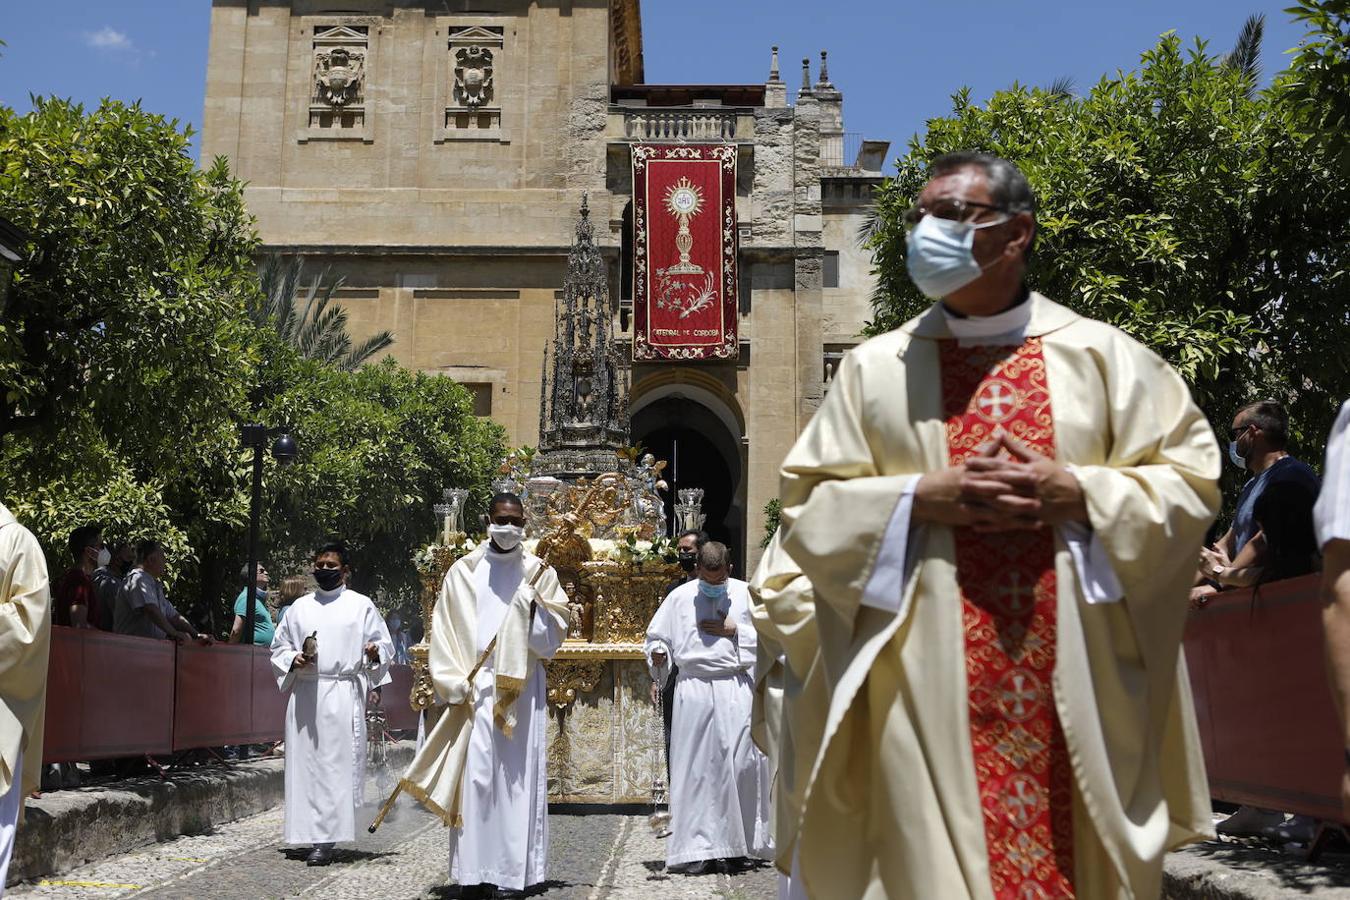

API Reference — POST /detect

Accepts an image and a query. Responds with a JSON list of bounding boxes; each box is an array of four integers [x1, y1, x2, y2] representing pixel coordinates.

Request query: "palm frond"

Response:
[[253, 253, 393, 370], [1222, 13, 1265, 95], [1045, 75, 1076, 100]]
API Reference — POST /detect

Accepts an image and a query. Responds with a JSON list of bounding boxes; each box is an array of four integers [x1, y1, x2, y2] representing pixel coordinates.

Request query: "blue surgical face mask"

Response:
[[904, 214, 1007, 299], [697, 580, 728, 600], [1228, 440, 1248, 470]]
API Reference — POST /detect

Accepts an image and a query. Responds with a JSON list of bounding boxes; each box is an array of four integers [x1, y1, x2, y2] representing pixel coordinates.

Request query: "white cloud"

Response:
[[83, 27, 133, 52]]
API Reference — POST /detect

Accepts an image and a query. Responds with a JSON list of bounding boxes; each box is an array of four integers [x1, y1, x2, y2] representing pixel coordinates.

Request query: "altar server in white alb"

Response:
[[271, 540, 393, 867], [426, 492, 569, 898], [645, 540, 774, 874], [0, 503, 51, 894]]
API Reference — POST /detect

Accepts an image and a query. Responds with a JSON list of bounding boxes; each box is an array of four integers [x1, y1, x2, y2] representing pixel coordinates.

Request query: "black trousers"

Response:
[[662, 664, 678, 782]]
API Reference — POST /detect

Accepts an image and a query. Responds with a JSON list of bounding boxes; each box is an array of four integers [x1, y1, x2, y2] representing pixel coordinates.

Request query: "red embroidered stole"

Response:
[[939, 337, 1075, 899]]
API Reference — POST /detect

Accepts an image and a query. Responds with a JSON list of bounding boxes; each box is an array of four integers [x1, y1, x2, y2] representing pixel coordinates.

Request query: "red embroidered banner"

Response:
[[631, 144, 738, 361]]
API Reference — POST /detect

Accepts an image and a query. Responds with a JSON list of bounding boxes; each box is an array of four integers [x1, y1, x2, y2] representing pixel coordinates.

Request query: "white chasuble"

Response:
[[448, 544, 567, 891], [758, 292, 1220, 900], [0, 505, 50, 808], [645, 578, 774, 867], [271, 586, 393, 845]]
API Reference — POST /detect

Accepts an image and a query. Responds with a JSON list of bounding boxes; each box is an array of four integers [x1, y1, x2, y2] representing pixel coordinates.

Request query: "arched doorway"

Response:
[[630, 378, 747, 569]]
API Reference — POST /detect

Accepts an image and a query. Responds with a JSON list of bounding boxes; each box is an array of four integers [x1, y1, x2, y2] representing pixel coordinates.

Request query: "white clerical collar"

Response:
[[487, 543, 523, 558], [942, 296, 1033, 345], [315, 585, 345, 601]]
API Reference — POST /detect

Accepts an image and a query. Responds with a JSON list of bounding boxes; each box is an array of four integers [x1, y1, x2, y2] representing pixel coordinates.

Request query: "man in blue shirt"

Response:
[[229, 563, 276, 646]]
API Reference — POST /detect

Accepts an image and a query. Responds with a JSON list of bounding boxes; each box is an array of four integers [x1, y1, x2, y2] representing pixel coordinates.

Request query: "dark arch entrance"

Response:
[[631, 395, 745, 569]]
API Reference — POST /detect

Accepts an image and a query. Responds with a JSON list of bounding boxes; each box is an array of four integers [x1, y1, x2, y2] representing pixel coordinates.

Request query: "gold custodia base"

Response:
[[545, 659, 607, 709], [410, 642, 437, 711]]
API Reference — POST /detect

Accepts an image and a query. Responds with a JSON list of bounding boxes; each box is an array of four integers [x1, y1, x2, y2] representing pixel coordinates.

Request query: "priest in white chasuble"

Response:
[[0, 503, 51, 889], [645, 541, 774, 875], [764, 152, 1220, 900], [270, 541, 393, 867], [427, 492, 569, 899]]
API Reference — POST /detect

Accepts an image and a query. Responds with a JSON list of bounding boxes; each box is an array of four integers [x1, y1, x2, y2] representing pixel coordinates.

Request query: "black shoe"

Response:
[[305, 847, 334, 866], [488, 887, 526, 899], [676, 860, 714, 875]]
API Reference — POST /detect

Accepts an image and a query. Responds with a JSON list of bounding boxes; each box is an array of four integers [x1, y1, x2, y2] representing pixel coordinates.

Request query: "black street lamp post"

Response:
[[240, 425, 298, 646]]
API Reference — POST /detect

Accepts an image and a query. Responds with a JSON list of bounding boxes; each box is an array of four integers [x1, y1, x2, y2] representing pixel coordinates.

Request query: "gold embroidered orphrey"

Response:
[[663, 176, 705, 275]]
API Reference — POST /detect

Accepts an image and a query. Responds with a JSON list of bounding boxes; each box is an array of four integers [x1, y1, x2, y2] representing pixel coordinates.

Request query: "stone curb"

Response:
[[1163, 840, 1350, 899], [9, 741, 415, 886]]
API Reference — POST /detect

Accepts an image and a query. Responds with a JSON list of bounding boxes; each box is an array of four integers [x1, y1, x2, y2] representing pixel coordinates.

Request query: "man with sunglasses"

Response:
[[1193, 401, 1320, 603], [757, 152, 1219, 899]]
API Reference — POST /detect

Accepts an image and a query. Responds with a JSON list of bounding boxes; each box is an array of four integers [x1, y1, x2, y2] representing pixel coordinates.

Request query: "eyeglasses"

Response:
[[903, 197, 1009, 228], [1230, 424, 1256, 439]]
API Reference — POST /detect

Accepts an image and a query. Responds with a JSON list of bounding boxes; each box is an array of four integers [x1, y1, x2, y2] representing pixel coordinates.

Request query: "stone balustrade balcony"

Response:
[[622, 109, 740, 141], [608, 107, 757, 144]]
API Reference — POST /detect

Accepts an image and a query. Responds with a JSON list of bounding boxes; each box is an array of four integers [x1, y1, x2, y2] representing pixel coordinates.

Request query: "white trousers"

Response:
[[0, 747, 24, 897]]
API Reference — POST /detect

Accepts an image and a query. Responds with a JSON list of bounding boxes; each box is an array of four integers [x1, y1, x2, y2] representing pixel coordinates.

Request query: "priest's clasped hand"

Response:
[[914, 430, 1089, 532], [290, 651, 313, 670]]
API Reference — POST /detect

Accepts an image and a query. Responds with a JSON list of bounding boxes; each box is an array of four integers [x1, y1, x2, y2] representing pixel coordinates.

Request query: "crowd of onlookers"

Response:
[[41, 527, 417, 787]]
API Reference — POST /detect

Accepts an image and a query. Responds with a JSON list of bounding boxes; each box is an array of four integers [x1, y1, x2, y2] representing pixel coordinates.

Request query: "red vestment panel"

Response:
[[631, 144, 738, 360], [940, 337, 1076, 899]]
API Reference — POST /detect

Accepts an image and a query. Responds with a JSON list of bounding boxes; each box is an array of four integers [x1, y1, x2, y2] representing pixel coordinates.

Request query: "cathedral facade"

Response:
[[203, 0, 887, 566]]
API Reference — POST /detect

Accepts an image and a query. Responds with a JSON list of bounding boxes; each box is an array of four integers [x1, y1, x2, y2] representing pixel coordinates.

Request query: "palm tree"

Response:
[[252, 253, 394, 371], [1222, 13, 1266, 97]]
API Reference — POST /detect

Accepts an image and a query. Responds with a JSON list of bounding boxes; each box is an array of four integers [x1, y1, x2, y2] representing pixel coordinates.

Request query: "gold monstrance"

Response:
[[663, 176, 704, 275]]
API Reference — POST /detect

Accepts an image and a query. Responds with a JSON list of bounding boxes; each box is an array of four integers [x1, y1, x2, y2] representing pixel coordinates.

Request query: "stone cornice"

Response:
[[258, 243, 622, 259]]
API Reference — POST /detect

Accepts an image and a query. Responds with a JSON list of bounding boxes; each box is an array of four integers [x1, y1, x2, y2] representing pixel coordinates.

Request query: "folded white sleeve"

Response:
[[860, 475, 921, 612], [1061, 466, 1124, 604]]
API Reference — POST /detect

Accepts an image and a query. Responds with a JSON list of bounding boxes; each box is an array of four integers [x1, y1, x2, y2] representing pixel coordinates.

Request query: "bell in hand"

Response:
[[302, 631, 318, 659]]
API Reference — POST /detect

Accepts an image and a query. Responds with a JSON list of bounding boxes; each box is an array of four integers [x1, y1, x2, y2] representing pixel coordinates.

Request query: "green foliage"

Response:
[[253, 253, 394, 372], [0, 98, 258, 602], [0, 98, 508, 627], [866, 26, 1350, 462], [761, 498, 782, 549], [1282, 0, 1350, 172], [1221, 13, 1266, 92], [258, 357, 506, 607]]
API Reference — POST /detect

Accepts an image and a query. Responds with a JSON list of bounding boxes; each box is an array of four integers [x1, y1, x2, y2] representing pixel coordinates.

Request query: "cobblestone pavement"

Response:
[[10, 790, 778, 899]]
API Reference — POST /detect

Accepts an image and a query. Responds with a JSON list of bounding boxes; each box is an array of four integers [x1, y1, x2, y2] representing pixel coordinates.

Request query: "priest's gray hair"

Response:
[[697, 541, 730, 571], [930, 151, 1036, 216]]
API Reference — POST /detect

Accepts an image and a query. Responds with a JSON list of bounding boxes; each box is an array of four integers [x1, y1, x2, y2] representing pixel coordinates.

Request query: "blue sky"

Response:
[[0, 2, 1310, 166]]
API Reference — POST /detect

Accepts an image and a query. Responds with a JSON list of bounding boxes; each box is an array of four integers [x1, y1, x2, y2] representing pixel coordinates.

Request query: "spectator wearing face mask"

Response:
[[92, 541, 134, 631], [1195, 401, 1321, 842], [53, 525, 103, 631], [1192, 400, 1321, 607]]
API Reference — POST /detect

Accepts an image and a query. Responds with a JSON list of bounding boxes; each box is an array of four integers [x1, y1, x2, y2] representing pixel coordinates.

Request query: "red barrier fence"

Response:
[[1184, 573, 1343, 822], [42, 627, 417, 764]]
